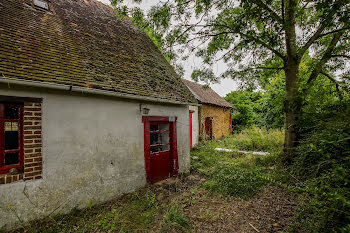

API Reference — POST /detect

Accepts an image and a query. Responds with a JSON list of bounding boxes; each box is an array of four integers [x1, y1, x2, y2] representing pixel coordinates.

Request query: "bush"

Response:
[[290, 99, 350, 232]]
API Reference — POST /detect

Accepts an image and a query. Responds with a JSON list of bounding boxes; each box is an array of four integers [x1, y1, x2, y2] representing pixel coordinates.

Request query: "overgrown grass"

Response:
[[15, 190, 160, 233], [191, 127, 287, 199], [161, 206, 191, 232], [220, 127, 284, 152]]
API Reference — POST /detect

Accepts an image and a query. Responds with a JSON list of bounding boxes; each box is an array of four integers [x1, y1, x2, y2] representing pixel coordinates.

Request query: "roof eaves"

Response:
[[0, 76, 199, 106]]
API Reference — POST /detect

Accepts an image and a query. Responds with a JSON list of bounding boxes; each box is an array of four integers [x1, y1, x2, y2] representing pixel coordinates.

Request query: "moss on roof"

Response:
[[0, 0, 196, 103]]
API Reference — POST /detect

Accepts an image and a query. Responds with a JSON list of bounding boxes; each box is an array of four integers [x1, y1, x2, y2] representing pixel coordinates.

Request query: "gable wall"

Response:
[[199, 104, 231, 140], [0, 84, 190, 230]]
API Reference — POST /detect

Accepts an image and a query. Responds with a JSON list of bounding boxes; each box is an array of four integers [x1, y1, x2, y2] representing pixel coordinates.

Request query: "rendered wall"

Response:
[[199, 104, 230, 140], [0, 84, 190, 229], [189, 105, 199, 147]]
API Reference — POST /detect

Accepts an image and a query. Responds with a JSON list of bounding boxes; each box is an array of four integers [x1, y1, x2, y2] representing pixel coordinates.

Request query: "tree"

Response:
[[112, 0, 350, 161]]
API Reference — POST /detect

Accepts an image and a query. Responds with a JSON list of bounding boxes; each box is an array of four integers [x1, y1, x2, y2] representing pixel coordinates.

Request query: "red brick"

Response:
[[24, 117, 41, 121], [24, 112, 33, 116], [25, 162, 42, 167], [19, 174, 23, 180], [24, 103, 35, 107], [24, 149, 34, 154], [35, 148, 41, 153], [24, 130, 33, 135], [25, 171, 41, 177], [24, 158, 34, 163], [24, 126, 41, 130], [25, 153, 41, 158], [34, 139, 42, 143], [24, 135, 41, 139], [34, 122, 41, 126], [34, 166, 42, 171], [24, 167, 34, 173], [23, 121, 33, 125], [25, 108, 41, 112], [5, 176, 12, 184], [34, 175, 42, 180], [24, 139, 34, 144], [33, 156, 42, 162], [0, 176, 5, 184], [12, 175, 18, 182], [34, 103, 41, 107], [34, 131, 41, 135], [24, 143, 42, 149], [34, 112, 41, 116], [24, 176, 34, 181]]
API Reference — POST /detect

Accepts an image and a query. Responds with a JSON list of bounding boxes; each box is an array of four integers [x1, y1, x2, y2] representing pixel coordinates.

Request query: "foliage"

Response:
[[288, 98, 350, 232], [161, 206, 191, 232], [225, 91, 263, 131]]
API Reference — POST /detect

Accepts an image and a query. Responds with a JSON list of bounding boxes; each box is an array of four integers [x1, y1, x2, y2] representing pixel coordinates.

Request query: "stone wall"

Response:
[[199, 104, 230, 140]]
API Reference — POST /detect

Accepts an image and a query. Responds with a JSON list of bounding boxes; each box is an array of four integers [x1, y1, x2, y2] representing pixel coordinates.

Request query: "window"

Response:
[[150, 123, 170, 154], [0, 103, 23, 174]]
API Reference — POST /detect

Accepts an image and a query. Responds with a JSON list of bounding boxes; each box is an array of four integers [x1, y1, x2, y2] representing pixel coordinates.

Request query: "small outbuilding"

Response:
[[0, 0, 196, 229], [182, 79, 232, 144]]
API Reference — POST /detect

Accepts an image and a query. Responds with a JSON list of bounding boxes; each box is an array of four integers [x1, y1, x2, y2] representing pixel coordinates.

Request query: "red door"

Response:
[[189, 111, 193, 148], [143, 116, 179, 183], [205, 117, 213, 140]]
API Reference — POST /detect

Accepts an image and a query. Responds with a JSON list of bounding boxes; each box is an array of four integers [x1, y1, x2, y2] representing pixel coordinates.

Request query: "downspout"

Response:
[[0, 77, 200, 106]]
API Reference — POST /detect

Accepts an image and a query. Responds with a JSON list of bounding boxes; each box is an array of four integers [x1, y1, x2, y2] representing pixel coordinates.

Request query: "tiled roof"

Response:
[[182, 79, 232, 108], [0, 0, 196, 104]]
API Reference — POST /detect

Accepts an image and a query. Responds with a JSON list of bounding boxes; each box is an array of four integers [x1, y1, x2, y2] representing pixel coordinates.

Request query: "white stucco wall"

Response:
[[189, 105, 199, 147], [0, 84, 190, 229]]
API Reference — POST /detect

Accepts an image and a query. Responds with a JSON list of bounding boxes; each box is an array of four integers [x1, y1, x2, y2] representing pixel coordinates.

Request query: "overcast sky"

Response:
[[97, 0, 238, 96]]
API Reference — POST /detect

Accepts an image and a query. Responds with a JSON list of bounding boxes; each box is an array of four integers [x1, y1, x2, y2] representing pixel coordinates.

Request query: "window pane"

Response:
[[160, 124, 169, 131], [150, 132, 159, 145], [160, 144, 170, 152], [4, 106, 19, 119], [4, 124, 19, 150], [150, 124, 158, 131], [150, 146, 159, 154], [4, 152, 19, 165], [160, 131, 169, 145]]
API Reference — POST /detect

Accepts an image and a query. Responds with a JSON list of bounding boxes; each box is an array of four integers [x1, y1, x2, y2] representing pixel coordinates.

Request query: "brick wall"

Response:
[[199, 104, 231, 140], [0, 102, 42, 184]]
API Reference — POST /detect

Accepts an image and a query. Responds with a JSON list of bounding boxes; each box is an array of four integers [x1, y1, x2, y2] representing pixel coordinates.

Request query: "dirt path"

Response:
[[150, 175, 298, 233]]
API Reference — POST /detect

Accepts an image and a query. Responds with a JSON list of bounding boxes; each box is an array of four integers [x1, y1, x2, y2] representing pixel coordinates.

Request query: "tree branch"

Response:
[[299, 0, 348, 56], [252, 0, 284, 24], [239, 32, 285, 59], [304, 31, 344, 93], [321, 71, 343, 100], [319, 26, 350, 38], [331, 54, 350, 59]]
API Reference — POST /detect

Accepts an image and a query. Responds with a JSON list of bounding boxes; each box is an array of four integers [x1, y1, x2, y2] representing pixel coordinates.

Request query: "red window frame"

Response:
[[0, 103, 24, 174], [150, 122, 170, 154]]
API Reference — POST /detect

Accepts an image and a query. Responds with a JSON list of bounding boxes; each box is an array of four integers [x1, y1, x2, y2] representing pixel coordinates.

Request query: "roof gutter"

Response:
[[0, 77, 200, 106]]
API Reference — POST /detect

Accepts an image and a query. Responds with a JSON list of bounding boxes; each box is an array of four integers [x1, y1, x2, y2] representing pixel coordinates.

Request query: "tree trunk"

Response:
[[283, 60, 301, 162], [283, 0, 300, 163]]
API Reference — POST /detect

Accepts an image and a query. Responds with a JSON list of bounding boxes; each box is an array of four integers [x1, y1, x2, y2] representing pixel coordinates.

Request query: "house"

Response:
[[0, 0, 197, 229], [182, 79, 232, 144]]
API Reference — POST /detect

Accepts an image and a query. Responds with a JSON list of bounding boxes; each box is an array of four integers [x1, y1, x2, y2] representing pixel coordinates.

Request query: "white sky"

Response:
[[98, 0, 238, 96]]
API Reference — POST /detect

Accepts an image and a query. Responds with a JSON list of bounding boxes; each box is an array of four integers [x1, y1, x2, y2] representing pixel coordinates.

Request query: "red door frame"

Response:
[[0, 103, 24, 174], [189, 110, 194, 149], [142, 116, 179, 183]]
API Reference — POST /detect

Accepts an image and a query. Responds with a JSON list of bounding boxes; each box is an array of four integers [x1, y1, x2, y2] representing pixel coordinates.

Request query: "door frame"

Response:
[[189, 110, 195, 149], [142, 116, 179, 183]]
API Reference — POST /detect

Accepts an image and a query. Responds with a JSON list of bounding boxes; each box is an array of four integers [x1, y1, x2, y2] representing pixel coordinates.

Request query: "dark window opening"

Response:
[[0, 103, 23, 174], [150, 123, 170, 154]]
